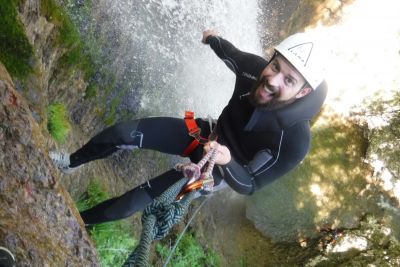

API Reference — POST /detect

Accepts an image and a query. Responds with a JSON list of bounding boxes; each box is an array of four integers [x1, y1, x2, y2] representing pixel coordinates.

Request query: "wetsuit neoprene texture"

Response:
[[77, 36, 327, 224], [205, 36, 327, 195]]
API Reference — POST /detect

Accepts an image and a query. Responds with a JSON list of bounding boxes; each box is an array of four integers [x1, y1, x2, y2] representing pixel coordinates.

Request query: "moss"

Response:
[[84, 81, 98, 99], [0, 0, 34, 78], [104, 95, 121, 126], [93, 71, 119, 123], [47, 102, 71, 143], [40, 0, 79, 48], [40, 0, 96, 84]]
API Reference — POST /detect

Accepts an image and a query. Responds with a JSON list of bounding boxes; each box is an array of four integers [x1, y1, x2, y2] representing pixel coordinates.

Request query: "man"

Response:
[[50, 30, 328, 225]]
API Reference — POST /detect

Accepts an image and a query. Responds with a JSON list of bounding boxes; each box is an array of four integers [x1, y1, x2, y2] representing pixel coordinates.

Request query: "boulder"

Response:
[[246, 117, 377, 242]]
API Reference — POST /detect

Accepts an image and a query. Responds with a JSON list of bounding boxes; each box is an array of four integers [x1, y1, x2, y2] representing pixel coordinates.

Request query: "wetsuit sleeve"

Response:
[[205, 35, 267, 76], [218, 123, 311, 195]]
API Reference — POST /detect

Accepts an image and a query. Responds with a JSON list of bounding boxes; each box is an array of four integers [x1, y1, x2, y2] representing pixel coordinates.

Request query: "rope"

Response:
[[174, 146, 218, 191], [123, 147, 218, 267], [162, 197, 208, 267], [122, 178, 195, 267]]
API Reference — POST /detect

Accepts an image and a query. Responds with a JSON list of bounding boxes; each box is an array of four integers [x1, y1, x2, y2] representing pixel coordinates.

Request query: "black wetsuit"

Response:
[[77, 36, 328, 224]]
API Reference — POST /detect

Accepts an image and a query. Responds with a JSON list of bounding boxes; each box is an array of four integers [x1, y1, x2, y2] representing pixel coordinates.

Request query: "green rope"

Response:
[[123, 178, 195, 267], [162, 197, 208, 267]]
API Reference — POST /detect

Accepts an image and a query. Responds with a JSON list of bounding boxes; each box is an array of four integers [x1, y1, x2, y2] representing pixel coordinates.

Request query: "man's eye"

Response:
[[271, 63, 278, 71], [285, 77, 294, 86]]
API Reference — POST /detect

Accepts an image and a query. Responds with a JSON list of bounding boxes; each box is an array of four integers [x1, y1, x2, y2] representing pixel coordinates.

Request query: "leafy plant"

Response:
[[156, 232, 221, 267], [47, 102, 71, 143], [76, 181, 137, 267], [239, 257, 249, 267]]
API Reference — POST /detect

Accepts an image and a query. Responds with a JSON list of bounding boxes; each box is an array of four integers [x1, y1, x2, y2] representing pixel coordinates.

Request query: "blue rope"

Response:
[[123, 178, 195, 267]]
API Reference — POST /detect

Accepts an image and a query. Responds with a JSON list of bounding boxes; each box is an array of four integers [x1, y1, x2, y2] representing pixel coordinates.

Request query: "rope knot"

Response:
[[123, 178, 195, 267], [142, 200, 186, 240], [123, 147, 218, 266]]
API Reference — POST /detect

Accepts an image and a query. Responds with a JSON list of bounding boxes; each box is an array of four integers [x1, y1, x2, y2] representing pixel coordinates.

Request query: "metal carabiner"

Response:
[[176, 177, 214, 200]]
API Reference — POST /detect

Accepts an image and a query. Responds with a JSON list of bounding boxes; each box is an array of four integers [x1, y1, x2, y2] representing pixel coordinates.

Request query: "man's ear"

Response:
[[295, 87, 312, 99]]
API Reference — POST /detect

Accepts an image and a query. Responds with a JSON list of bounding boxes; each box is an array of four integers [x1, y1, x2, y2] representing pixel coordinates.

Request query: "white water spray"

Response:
[[96, 0, 263, 118]]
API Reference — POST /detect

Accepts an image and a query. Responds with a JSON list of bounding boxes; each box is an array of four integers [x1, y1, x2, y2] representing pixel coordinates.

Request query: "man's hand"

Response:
[[202, 30, 218, 44], [203, 141, 231, 165]]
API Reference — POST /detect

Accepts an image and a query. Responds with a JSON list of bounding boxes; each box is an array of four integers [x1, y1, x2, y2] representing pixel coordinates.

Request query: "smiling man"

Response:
[[200, 30, 328, 194], [250, 55, 311, 109], [50, 30, 328, 224]]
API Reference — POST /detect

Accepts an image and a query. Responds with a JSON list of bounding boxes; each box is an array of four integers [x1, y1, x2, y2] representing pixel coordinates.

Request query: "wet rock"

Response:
[[0, 63, 99, 266], [326, 234, 368, 253], [14, 79, 24, 92], [31, 110, 42, 123], [246, 117, 375, 242]]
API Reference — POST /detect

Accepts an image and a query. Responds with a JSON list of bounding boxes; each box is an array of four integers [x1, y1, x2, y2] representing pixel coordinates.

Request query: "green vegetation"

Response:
[[61, 0, 134, 123], [47, 102, 71, 143], [93, 71, 118, 124], [77, 181, 137, 267], [0, 0, 34, 78], [40, 0, 97, 93], [156, 232, 221, 267], [0, 0, 99, 93], [41, 0, 123, 106], [239, 257, 249, 267], [104, 87, 128, 126], [85, 82, 98, 99], [40, 0, 79, 48]]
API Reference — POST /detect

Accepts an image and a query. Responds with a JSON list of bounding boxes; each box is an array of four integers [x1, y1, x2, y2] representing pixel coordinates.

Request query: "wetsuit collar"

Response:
[[246, 80, 328, 131]]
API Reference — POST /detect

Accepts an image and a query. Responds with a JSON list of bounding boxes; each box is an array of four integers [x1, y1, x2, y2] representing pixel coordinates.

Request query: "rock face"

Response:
[[0, 63, 99, 266], [245, 116, 377, 242], [244, 1, 399, 257], [16, 0, 98, 134], [282, 0, 356, 35]]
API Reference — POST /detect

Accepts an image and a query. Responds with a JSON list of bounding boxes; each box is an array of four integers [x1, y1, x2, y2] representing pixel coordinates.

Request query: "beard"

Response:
[[248, 76, 296, 111]]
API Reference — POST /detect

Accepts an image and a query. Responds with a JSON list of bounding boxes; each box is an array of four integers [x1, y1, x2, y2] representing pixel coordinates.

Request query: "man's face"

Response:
[[249, 54, 311, 110]]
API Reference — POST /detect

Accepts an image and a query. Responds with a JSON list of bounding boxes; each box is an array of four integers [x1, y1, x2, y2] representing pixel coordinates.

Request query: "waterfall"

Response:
[[72, 0, 264, 118]]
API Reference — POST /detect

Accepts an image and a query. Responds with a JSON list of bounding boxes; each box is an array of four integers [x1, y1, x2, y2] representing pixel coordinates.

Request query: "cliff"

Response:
[[0, 63, 99, 266], [2, 0, 399, 266]]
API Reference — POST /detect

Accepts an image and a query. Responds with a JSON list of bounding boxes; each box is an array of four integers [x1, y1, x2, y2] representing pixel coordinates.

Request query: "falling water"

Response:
[[68, 0, 263, 118]]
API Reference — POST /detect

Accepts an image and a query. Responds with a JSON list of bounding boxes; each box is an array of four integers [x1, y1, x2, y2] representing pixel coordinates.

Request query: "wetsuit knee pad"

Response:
[[111, 120, 143, 147]]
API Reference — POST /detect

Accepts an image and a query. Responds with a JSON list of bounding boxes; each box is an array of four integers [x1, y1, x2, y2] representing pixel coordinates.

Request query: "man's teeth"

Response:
[[263, 85, 274, 94]]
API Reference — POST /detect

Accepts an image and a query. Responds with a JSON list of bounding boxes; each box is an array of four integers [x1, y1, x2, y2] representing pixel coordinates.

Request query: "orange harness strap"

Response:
[[182, 111, 206, 157]]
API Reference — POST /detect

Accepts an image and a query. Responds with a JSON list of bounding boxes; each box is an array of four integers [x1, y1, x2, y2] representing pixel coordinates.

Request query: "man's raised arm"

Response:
[[202, 30, 267, 77]]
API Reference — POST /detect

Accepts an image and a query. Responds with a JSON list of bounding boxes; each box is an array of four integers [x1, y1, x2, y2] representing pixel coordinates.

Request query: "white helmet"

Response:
[[274, 32, 325, 90]]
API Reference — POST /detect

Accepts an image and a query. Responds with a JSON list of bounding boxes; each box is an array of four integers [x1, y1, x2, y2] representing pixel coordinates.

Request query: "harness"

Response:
[[182, 111, 209, 156]]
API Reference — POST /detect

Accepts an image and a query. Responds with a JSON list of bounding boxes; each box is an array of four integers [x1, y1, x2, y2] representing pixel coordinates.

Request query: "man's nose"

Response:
[[267, 73, 282, 89], [268, 73, 282, 86]]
